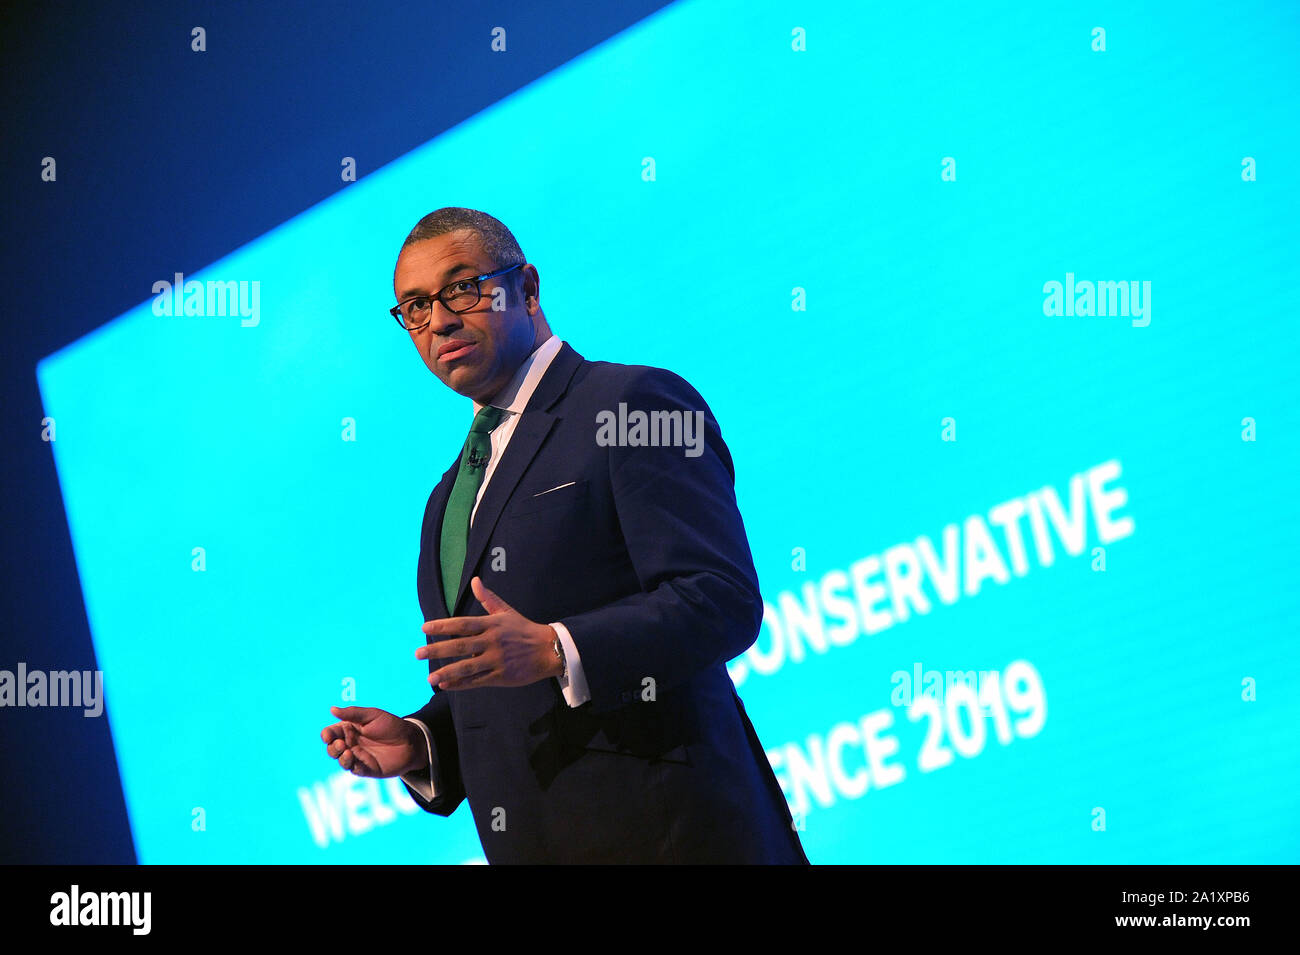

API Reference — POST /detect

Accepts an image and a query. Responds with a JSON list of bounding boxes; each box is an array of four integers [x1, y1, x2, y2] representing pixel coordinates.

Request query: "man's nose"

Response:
[[427, 304, 462, 337]]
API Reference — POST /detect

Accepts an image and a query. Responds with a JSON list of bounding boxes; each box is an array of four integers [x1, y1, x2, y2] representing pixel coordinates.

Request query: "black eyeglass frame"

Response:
[[389, 262, 525, 330]]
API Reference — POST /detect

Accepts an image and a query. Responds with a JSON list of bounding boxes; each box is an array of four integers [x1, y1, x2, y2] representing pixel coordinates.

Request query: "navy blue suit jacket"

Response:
[[403, 341, 808, 864]]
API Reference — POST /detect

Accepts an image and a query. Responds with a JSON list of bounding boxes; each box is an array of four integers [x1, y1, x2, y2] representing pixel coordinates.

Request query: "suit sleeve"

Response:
[[399, 690, 466, 815], [558, 367, 764, 714]]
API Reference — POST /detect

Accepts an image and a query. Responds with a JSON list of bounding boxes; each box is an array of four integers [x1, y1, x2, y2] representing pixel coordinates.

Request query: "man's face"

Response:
[[393, 229, 537, 403]]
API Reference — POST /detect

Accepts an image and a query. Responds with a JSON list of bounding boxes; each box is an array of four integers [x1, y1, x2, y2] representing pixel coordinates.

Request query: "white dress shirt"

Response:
[[402, 334, 590, 802]]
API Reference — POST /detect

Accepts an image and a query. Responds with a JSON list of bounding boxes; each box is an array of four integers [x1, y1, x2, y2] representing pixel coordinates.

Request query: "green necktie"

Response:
[[440, 404, 507, 614]]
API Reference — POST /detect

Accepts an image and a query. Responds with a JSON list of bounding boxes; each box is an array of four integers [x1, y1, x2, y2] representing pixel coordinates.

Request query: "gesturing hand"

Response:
[[321, 705, 425, 778], [417, 577, 563, 690]]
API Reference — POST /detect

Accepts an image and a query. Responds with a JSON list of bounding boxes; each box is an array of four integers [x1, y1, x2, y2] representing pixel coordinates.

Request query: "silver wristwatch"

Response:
[[552, 632, 567, 681]]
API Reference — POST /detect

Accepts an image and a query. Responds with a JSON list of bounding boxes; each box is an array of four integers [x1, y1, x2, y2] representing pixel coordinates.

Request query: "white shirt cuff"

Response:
[[400, 716, 438, 801], [550, 621, 590, 707]]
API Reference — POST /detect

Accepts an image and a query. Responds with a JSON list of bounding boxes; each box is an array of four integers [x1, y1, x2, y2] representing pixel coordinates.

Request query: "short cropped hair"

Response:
[[399, 207, 526, 293]]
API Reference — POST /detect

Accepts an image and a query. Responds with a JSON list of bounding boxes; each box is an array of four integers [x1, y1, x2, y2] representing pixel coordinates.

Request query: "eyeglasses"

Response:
[[389, 262, 525, 330]]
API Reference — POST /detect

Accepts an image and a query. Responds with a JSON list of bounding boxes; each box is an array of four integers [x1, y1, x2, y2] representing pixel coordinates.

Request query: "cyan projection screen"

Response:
[[37, 0, 1299, 863]]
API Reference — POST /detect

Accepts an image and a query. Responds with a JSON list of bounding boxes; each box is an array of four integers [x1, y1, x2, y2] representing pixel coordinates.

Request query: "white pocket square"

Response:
[[531, 481, 577, 498]]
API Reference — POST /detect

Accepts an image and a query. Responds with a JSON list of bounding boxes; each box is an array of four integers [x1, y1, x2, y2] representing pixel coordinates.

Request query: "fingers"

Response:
[[338, 746, 376, 777], [330, 705, 376, 724], [430, 656, 497, 689], [417, 636, 489, 661], [421, 616, 490, 638], [323, 711, 366, 772], [470, 576, 512, 614], [321, 721, 359, 745], [323, 716, 375, 776]]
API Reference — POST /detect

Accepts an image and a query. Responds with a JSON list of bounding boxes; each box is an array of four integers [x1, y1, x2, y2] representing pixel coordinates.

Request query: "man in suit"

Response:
[[321, 207, 807, 864]]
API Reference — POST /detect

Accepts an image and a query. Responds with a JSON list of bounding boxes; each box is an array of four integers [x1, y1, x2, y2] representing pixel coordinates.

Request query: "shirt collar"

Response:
[[472, 334, 563, 415]]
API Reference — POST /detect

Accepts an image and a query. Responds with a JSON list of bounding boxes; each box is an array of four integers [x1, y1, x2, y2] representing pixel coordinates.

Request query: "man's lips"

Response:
[[437, 340, 476, 363]]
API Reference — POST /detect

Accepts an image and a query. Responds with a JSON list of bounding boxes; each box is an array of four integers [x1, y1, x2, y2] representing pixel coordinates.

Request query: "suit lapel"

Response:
[[423, 458, 461, 619], [449, 341, 584, 615], [451, 412, 556, 613]]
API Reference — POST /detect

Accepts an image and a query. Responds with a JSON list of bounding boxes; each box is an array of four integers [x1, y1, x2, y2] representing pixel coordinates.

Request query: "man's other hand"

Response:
[[417, 577, 563, 690], [321, 705, 426, 778]]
